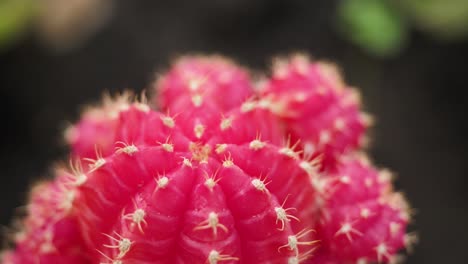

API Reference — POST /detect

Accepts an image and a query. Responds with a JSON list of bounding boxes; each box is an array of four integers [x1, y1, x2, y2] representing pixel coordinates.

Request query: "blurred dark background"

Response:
[[1, 1, 467, 263]]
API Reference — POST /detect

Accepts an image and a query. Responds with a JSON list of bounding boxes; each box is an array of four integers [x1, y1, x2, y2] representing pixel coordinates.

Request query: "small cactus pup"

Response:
[[259, 54, 372, 171], [1, 54, 414, 264]]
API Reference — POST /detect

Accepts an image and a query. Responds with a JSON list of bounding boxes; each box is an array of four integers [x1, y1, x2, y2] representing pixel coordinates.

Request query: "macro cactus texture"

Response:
[[1, 54, 414, 264]]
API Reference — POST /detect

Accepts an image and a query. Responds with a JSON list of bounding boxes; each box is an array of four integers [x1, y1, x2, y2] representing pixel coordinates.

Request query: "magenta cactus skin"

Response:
[[3, 170, 89, 263], [259, 55, 371, 171], [156, 56, 257, 143], [311, 156, 411, 263], [2, 54, 413, 264]]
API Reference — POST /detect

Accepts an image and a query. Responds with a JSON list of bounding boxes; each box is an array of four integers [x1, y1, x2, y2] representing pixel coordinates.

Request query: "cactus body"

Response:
[[2, 55, 413, 264]]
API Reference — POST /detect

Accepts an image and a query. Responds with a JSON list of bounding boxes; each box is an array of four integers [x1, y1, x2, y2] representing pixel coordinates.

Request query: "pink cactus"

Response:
[[259, 55, 371, 171], [1, 54, 414, 264], [3, 169, 90, 263]]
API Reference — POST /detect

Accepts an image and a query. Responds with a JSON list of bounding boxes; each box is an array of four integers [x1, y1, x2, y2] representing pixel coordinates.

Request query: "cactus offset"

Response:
[[2, 54, 414, 264], [260, 55, 371, 171]]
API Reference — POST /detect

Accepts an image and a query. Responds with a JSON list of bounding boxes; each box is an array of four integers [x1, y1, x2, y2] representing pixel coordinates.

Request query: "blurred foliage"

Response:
[[36, 0, 113, 52], [0, 0, 36, 50], [337, 0, 468, 58], [0, 0, 113, 53], [337, 0, 408, 57], [395, 0, 468, 41]]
